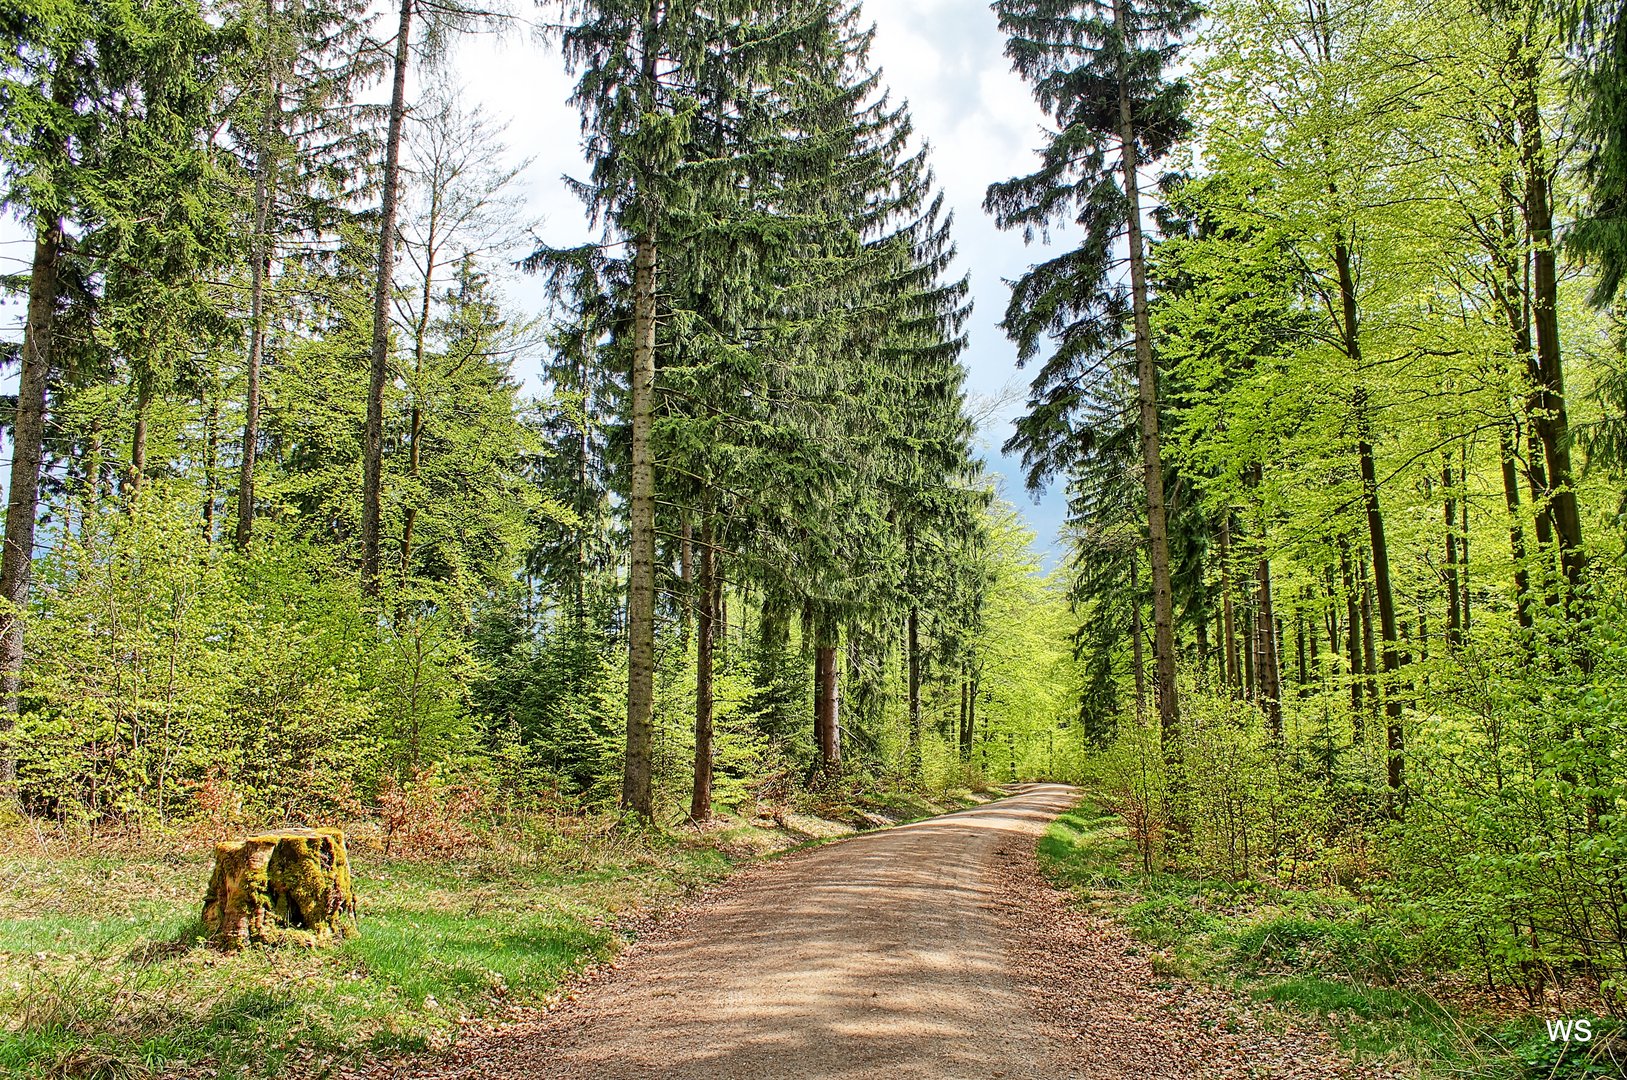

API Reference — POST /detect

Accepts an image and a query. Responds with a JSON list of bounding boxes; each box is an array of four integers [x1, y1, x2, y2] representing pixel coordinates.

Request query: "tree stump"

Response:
[[202, 827, 357, 947]]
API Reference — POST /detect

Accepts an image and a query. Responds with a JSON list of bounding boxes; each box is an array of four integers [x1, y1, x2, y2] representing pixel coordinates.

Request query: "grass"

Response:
[[1036, 803, 1625, 1080], [0, 787, 986, 1080], [0, 821, 738, 1079]]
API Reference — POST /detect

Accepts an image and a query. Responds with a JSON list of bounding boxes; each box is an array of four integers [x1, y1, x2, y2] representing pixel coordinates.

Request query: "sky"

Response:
[[449, 0, 1072, 557], [0, 0, 1074, 559]]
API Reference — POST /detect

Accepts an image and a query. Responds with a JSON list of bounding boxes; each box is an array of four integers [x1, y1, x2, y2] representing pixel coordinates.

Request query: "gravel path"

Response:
[[365, 784, 1397, 1080]]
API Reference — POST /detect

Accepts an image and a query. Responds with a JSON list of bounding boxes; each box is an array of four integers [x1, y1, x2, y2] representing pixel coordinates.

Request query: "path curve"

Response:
[[393, 784, 1077, 1079], [371, 784, 1395, 1080]]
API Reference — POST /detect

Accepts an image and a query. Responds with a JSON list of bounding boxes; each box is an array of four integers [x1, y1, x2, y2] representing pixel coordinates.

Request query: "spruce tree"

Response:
[[0, 0, 234, 790], [540, 0, 833, 815], [221, 0, 378, 550], [986, 0, 1197, 748], [1563, 0, 1627, 305]]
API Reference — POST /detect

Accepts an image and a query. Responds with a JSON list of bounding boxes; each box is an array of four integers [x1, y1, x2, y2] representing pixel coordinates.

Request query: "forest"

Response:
[[1, 0, 1626, 1071]]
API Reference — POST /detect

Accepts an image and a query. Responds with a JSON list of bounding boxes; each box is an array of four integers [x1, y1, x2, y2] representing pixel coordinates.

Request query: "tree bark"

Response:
[[1114, 0, 1179, 748], [1360, 556, 1379, 715], [0, 220, 61, 791], [959, 671, 971, 760], [1195, 602, 1210, 682], [1500, 426, 1534, 630], [1130, 555, 1147, 722], [814, 639, 840, 770], [1295, 606, 1308, 693], [622, 225, 658, 818], [203, 398, 220, 541], [128, 379, 151, 499], [678, 513, 692, 644], [1459, 445, 1471, 634], [968, 670, 977, 762], [1307, 602, 1320, 692], [689, 515, 715, 822], [1242, 601, 1255, 700], [362, 0, 414, 597], [1219, 516, 1239, 694], [399, 166, 440, 585], [1340, 544, 1363, 743]]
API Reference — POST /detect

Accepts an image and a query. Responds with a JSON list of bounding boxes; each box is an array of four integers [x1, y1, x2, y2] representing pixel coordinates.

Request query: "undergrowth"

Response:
[[1037, 803, 1626, 1080]]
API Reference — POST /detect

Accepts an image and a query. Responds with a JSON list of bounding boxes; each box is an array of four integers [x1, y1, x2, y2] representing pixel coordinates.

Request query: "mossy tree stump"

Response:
[[202, 827, 357, 947]]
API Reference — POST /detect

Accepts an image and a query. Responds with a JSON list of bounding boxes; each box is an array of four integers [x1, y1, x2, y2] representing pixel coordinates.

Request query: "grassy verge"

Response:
[[0, 786, 986, 1080], [0, 817, 750, 1080], [1036, 803, 1623, 1080]]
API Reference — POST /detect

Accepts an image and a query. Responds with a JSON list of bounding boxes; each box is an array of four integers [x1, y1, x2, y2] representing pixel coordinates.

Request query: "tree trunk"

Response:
[[1339, 546, 1363, 742], [716, 582, 728, 667], [1114, 0, 1179, 746], [1443, 456, 1462, 649], [814, 639, 840, 770], [968, 670, 978, 762], [1516, 48, 1585, 594], [1295, 605, 1307, 693], [1242, 602, 1255, 700], [362, 0, 414, 597], [907, 604, 922, 778], [399, 172, 439, 585], [202, 828, 357, 947], [237, 18, 277, 552], [203, 399, 220, 542], [1195, 603, 1210, 682], [1256, 556, 1282, 738], [1219, 517, 1239, 695], [573, 388, 590, 623], [1130, 555, 1147, 722], [1459, 444, 1471, 634], [1335, 233, 1405, 798], [679, 513, 692, 644], [1500, 426, 1534, 630], [689, 515, 715, 822], [0, 220, 60, 792], [1360, 556, 1379, 714], [959, 671, 971, 760], [622, 226, 658, 818], [128, 379, 151, 499], [1307, 603, 1320, 692]]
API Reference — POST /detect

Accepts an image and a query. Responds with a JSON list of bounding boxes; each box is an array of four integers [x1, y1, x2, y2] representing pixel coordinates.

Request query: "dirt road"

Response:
[[375, 784, 1391, 1080]]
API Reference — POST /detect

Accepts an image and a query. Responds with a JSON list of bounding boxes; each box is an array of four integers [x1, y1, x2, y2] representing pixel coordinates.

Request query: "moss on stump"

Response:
[[202, 827, 357, 948]]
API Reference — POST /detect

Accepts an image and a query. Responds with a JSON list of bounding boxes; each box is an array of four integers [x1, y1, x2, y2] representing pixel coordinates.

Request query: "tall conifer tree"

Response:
[[986, 0, 1198, 747], [541, 0, 833, 815]]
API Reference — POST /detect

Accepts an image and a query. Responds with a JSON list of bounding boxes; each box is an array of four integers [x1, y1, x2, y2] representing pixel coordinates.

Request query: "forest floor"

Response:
[[353, 784, 1392, 1080], [0, 790, 970, 1080]]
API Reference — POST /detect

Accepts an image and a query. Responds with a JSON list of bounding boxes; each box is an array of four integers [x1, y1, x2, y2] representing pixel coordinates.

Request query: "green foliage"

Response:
[[12, 482, 519, 822]]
